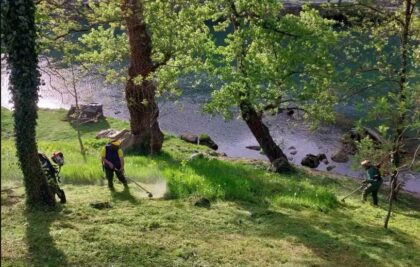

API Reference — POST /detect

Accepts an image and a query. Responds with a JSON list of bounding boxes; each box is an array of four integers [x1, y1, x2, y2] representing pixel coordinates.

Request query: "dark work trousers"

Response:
[[104, 167, 128, 188], [362, 179, 382, 205]]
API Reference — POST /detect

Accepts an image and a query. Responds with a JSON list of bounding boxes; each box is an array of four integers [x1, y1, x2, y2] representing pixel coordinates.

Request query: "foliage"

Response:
[[36, 0, 209, 99], [333, 0, 419, 166], [196, 2, 338, 128]]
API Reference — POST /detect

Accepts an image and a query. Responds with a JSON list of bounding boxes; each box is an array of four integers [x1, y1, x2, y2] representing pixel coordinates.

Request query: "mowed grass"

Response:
[[2, 107, 420, 266]]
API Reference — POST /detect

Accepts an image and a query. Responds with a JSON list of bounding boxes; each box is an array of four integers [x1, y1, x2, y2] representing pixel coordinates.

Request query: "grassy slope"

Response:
[[1, 108, 420, 267]]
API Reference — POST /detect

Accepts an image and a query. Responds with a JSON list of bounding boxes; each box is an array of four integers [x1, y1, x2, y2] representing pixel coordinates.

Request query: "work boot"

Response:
[[108, 181, 115, 191]]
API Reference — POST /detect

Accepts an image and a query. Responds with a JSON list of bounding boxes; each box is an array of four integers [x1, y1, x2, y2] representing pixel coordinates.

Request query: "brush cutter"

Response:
[[341, 185, 366, 202], [102, 166, 153, 198]]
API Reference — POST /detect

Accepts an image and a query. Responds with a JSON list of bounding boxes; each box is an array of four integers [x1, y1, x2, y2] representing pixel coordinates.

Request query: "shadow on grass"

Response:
[[111, 187, 140, 205], [234, 202, 419, 266], [25, 206, 69, 267], [70, 118, 111, 135]]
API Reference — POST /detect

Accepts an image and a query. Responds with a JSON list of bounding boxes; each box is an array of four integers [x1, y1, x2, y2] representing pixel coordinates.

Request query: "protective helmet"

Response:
[[111, 139, 122, 146], [51, 151, 64, 166]]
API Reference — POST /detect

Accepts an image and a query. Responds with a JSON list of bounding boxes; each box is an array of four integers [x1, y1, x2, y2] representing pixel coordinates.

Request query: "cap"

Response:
[[361, 160, 371, 166]]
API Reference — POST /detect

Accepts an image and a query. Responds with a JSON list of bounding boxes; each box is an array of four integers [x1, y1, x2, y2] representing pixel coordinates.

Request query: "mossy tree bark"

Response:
[[2, 0, 55, 206], [121, 0, 164, 154]]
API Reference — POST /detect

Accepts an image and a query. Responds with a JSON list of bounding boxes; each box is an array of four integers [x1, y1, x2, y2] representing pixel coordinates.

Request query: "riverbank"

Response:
[[2, 108, 420, 266]]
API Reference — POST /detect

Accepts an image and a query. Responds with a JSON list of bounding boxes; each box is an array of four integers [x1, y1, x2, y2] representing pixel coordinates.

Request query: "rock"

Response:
[[96, 128, 119, 139], [290, 150, 297, 155], [317, 153, 327, 161], [287, 110, 294, 116], [288, 157, 294, 161], [301, 154, 320, 168], [246, 145, 261, 151], [96, 129, 135, 151], [269, 158, 291, 172], [288, 146, 296, 150], [199, 134, 218, 150], [180, 132, 198, 143], [180, 132, 218, 150], [67, 103, 104, 124], [343, 142, 358, 155], [109, 129, 130, 140], [331, 149, 349, 163], [194, 197, 211, 208], [322, 158, 329, 165], [326, 165, 336, 171]]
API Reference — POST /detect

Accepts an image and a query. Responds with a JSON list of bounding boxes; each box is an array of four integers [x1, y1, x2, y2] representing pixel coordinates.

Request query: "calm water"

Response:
[[1, 58, 419, 194]]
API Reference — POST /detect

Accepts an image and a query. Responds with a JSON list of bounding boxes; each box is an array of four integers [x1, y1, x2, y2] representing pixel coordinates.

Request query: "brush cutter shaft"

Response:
[[341, 185, 365, 201], [125, 176, 153, 195]]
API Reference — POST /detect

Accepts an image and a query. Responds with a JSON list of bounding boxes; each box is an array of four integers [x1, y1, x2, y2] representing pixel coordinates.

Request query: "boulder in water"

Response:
[[331, 149, 349, 163], [246, 145, 261, 151], [290, 150, 297, 155], [326, 165, 336, 171], [301, 154, 320, 168]]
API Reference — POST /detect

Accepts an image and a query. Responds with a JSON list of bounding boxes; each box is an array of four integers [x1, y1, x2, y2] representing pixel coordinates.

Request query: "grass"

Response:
[[2, 107, 420, 266]]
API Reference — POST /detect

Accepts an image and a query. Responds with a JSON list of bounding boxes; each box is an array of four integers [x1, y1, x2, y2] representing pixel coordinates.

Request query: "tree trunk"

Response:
[[240, 100, 290, 170], [4, 0, 55, 206], [122, 0, 163, 154], [393, 0, 414, 167], [384, 171, 398, 228]]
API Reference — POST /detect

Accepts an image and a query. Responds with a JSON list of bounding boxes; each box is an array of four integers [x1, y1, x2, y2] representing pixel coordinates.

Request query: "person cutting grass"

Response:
[[361, 160, 383, 205], [101, 139, 128, 190]]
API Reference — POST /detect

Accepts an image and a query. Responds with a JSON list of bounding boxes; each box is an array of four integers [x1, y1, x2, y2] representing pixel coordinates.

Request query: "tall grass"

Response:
[[1, 107, 339, 210]]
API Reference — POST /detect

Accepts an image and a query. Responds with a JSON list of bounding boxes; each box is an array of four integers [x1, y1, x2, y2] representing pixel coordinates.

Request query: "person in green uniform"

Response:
[[361, 160, 383, 205]]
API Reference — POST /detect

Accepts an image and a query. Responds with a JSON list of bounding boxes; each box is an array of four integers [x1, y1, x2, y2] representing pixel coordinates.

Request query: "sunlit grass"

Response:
[[1, 108, 420, 266]]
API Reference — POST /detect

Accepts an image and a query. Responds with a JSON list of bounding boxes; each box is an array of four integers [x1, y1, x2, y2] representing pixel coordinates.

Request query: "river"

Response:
[[1, 59, 419, 194]]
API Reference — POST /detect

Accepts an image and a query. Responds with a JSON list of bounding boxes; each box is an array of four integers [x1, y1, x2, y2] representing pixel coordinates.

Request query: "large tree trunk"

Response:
[[240, 100, 291, 171], [4, 0, 55, 206], [122, 0, 164, 154]]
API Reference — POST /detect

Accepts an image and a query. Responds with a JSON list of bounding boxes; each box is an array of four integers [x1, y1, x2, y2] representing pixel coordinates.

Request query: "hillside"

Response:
[[1, 108, 420, 266]]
